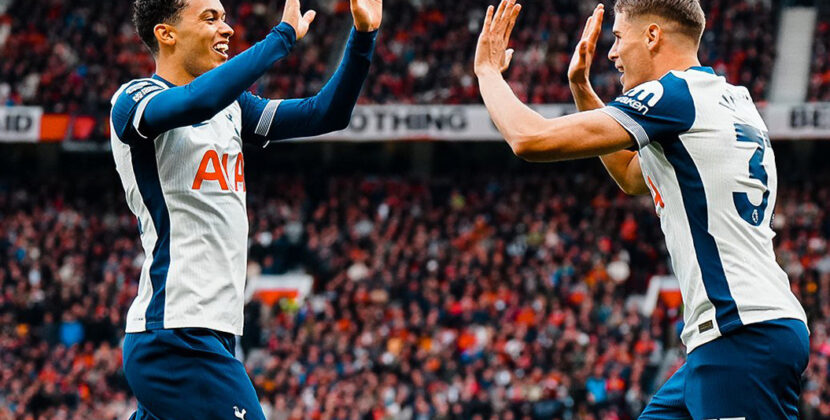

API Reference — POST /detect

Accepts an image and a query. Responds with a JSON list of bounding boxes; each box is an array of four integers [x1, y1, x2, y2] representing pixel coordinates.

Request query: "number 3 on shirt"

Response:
[[733, 124, 770, 226]]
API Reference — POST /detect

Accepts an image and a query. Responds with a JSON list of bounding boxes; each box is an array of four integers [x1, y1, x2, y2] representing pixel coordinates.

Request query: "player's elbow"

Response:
[[618, 180, 650, 196], [187, 100, 223, 123], [312, 98, 353, 133], [327, 111, 352, 131], [509, 134, 562, 162], [510, 141, 538, 161]]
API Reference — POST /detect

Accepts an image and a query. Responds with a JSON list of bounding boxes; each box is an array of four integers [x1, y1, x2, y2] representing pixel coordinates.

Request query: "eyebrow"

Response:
[[200, 9, 226, 19]]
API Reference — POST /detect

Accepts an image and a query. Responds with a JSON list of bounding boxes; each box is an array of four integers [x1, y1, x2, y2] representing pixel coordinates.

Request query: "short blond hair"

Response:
[[614, 0, 706, 42]]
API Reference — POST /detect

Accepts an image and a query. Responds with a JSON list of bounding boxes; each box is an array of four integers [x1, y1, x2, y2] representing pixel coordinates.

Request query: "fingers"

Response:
[[503, 2, 521, 41], [487, 0, 520, 40], [581, 16, 593, 40], [281, 0, 301, 30], [492, 0, 508, 30], [587, 5, 604, 47], [482, 5, 494, 34]]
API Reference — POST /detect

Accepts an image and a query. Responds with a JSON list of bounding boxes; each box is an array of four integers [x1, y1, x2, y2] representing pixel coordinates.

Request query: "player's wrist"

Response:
[[474, 65, 502, 79], [568, 77, 591, 89], [348, 27, 378, 56], [274, 22, 298, 45], [353, 22, 378, 32]]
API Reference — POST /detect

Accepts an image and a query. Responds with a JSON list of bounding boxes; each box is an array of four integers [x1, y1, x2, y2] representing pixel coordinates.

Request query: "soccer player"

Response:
[[475, 0, 808, 418], [109, 0, 381, 418]]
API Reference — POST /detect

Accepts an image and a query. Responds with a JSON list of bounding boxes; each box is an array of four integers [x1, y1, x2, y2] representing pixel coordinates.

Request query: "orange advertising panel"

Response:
[[40, 114, 71, 142]]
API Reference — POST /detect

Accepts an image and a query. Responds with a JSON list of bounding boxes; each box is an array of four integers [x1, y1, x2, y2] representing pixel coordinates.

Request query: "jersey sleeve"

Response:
[[110, 80, 166, 144], [600, 73, 696, 149], [237, 91, 281, 147], [236, 28, 377, 148]]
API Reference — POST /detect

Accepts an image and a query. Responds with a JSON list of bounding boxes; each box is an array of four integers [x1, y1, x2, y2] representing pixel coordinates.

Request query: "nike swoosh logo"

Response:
[[192, 122, 209, 128]]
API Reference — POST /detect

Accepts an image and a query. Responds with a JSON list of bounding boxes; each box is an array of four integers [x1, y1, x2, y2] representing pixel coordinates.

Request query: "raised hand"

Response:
[[474, 0, 522, 77], [351, 0, 382, 32], [568, 4, 604, 86], [281, 0, 316, 40]]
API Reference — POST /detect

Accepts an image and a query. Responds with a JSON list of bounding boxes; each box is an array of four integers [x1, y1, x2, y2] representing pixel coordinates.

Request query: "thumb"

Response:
[[502, 48, 514, 72], [303, 10, 316, 25]]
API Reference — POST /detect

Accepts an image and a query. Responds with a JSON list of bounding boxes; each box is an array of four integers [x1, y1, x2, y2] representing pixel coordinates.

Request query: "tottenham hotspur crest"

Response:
[[233, 406, 246, 419]]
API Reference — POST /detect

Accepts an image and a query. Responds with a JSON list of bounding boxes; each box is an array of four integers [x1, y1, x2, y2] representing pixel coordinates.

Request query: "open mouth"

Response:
[[212, 42, 229, 59]]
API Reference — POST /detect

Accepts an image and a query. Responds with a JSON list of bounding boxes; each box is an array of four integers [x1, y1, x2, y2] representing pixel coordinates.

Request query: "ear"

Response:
[[154, 23, 176, 49], [645, 22, 662, 52]]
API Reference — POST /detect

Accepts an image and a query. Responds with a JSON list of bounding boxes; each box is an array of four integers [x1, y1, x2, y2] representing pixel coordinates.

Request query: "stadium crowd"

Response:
[[0, 0, 778, 118], [809, 5, 830, 101], [0, 159, 829, 419]]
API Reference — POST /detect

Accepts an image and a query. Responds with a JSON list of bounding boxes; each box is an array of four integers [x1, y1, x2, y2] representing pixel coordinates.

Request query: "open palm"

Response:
[[568, 5, 604, 85], [351, 0, 382, 32]]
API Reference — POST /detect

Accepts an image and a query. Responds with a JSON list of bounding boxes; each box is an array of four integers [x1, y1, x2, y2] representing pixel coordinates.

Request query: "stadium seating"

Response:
[[1, 159, 828, 419], [809, 6, 830, 101], [0, 0, 779, 135]]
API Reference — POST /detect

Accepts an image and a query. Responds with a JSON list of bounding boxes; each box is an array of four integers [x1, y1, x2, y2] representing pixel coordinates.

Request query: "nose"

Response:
[[220, 20, 234, 38], [608, 39, 619, 62]]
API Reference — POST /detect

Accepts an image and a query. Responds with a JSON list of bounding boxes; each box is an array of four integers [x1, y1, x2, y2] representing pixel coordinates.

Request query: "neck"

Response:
[[651, 52, 701, 80], [154, 53, 196, 86]]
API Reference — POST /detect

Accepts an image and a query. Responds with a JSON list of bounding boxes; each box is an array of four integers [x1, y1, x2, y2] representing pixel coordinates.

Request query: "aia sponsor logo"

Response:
[[647, 176, 665, 210], [192, 150, 246, 192]]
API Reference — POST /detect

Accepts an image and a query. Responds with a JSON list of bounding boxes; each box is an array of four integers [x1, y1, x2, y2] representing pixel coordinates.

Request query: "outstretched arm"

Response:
[[474, 0, 635, 162], [112, 0, 316, 143], [239, 0, 381, 144], [568, 5, 647, 195], [242, 28, 377, 143]]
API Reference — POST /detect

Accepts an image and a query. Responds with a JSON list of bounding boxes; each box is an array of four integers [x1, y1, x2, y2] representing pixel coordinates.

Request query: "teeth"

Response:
[[214, 44, 228, 54]]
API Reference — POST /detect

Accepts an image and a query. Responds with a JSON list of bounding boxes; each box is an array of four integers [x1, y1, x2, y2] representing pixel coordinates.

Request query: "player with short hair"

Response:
[[475, 0, 808, 418], [110, 0, 381, 418]]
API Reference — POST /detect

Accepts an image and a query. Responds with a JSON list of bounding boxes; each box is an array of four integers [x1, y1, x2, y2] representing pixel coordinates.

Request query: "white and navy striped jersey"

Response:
[[601, 67, 807, 352], [110, 76, 280, 335]]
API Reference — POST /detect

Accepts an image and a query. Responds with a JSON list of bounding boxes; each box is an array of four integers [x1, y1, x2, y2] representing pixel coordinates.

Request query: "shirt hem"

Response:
[[125, 320, 243, 336], [684, 310, 809, 353]]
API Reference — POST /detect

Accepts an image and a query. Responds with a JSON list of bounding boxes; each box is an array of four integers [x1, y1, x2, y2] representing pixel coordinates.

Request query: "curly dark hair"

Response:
[[133, 0, 189, 55]]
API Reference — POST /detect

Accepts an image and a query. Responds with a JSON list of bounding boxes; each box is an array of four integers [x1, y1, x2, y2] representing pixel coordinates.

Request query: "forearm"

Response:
[[569, 82, 647, 195], [143, 23, 297, 134], [477, 70, 550, 155], [600, 151, 648, 195], [570, 82, 604, 112], [266, 28, 377, 140], [308, 28, 377, 130], [478, 70, 634, 162]]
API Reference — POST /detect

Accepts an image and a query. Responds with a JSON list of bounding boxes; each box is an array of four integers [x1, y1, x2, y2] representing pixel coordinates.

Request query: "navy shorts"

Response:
[[640, 318, 809, 420], [123, 328, 264, 420]]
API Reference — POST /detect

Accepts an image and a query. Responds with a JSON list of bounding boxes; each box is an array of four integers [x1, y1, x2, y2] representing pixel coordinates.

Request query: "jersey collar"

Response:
[[151, 74, 176, 87], [687, 66, 716, 75]]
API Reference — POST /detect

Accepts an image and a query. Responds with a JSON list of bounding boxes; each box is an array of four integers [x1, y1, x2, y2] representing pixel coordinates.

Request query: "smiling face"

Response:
[[607, 12, 657, 92], [165, 0, 234, 78]]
